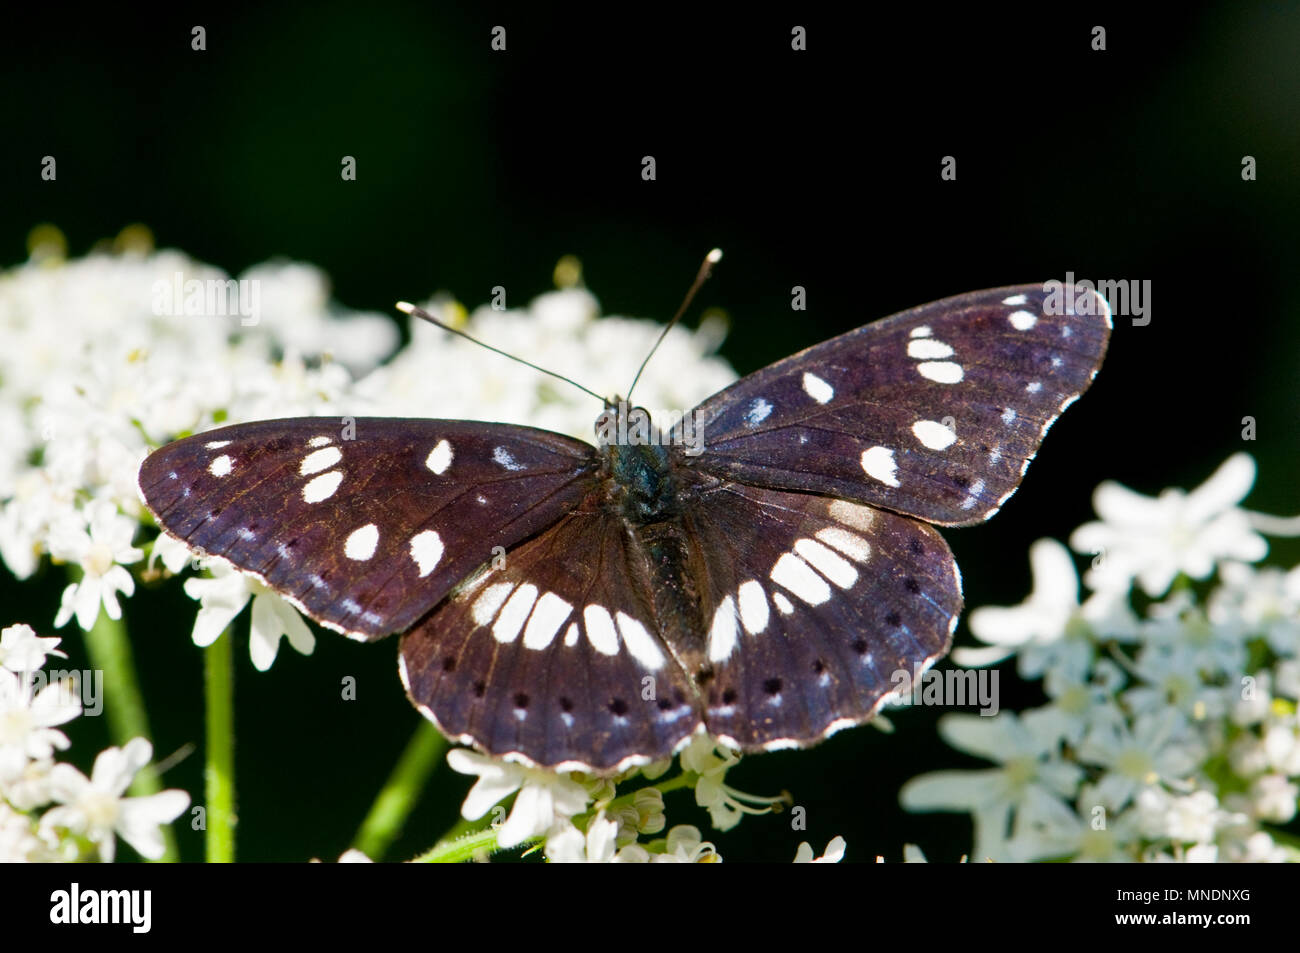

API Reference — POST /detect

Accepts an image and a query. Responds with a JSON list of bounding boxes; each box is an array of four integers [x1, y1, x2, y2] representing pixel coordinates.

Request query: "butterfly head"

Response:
[[594, 399, 677, 523]]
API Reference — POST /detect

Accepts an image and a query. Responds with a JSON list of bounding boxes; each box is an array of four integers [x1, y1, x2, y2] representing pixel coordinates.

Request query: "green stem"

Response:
[[412, 825, 510, 863], [204, 628, 236, 862], [351, 720, 447, 861], [83, 602, 179, 862]]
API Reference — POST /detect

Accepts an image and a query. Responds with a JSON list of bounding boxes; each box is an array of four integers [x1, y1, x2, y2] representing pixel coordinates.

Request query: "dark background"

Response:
[[3, 3, 1298, 862]]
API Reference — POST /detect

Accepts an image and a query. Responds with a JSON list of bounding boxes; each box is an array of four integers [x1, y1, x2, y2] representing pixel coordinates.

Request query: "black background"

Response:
[[2, 3, 1298, 864]]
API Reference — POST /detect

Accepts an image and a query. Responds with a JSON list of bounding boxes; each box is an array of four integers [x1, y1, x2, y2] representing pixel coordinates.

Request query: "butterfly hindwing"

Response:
[[680, 284, 1111, 526], [138, 417, 598, 639], [399, 503, 702, 772], [684, 483, 961, 749]]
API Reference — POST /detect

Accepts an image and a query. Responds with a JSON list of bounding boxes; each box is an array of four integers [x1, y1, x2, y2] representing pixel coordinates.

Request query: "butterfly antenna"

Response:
[[625, 247, 723, 403], [396, 301, 607, 404]]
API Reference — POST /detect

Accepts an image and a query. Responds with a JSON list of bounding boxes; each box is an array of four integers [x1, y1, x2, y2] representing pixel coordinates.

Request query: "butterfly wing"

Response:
[[678, 283, 1111, 526], [138, 417, 598, 640], [399, 502, 702, 772], [681, 482, 961, 749]]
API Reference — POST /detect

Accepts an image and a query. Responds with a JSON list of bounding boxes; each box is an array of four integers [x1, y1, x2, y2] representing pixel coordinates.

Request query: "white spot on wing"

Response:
[[583, 604, 620, 656], [708, 596, 739, 663], [917, 361, 964, 384], [344, 523, 379, 561], [523, 592, 573, 649], [912, 419, 957, 450], [616, 612, 665, 669], [773, 592, 795, 615], [744, 398, 773, 427], [801, 372, 834, 404], [301, 446, 342, 476], [909, 325, 932, 338], [1001, 407, 1017, 425], [308, 436, 332, 448], [771, 553, 832, 605], [962, 478, 987, 511], [828, 499, 875, 531], [205, 440, 231, 450], [493, 446, 525, 471], [794, 538, 858, 590], [302, 470, 343, 503], [563, 623, 579, 647], [1002, 294, 1028, 305], [472, 582, 515, 627], [816, 526, 871, 563], [493, 584, 538, 643], [409, 530, 444, 577], [737, 580, 770, 635], [907, 338, 954, 360], [1026, 381, 1043, 394], [209, 455, 233, 477], [860, 446, 900, 487], [1009, 310, 1037, 331], [426, 439, 453, 475]]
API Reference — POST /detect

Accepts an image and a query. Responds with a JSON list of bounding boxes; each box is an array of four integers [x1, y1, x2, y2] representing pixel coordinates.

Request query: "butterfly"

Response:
[[138, 281, 1110, 773]]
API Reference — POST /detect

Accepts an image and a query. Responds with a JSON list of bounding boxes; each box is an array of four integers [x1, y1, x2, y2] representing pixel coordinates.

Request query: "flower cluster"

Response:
[[444, 734, 839, 863], [0, 623, 189, 861], [903, 454, 1300, 862]]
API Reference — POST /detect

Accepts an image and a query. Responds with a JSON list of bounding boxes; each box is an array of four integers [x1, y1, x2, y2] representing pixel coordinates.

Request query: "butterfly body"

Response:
[[139, 283, 1111, 772]]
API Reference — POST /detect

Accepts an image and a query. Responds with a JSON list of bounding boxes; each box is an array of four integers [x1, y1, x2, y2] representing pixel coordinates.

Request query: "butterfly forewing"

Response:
[[399, 503, 702, 772], [139, 417, 598, 639], [680, 284, 1111, 526], [685, 483, 961, 749]]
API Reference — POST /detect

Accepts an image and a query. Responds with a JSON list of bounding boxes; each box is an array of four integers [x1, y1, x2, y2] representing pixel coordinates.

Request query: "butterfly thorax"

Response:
[[596, 403, 711, 669]]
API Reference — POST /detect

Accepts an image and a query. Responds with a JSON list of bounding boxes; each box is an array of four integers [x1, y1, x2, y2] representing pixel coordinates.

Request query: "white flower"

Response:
[[651, 825, 719, 863], [1077, 709, 1205, 811], [900, 711, 1083, 862], [680, 732, 782, 832], [545, 812, 627, 863], [1034, 662, 1125, 746], [1250, 774, 1298, 823], [1122, 641, 1228, 722], [1140, 593, 1247, 680], [1210, 561, 1300, 658], [446, 748, 590, 850], [50, 501, 143, 630], [0, 801, 43, 862], [794, 835, 846, 863], [1222, 830, 1293, 863], [1260, 715, 1300, 775], [40, 738, 189, 862], [1135, 787, 1233, 843], [959, 539, 1138, 680], [1009, 785, 1139, 862], [182, 558, 315, 670], [149, 531, 198, 576], [0, 623, 65, 673], [1070, 453, 1268, 597], [0, 667, 81, 765], [2, 756, 57, 811]]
